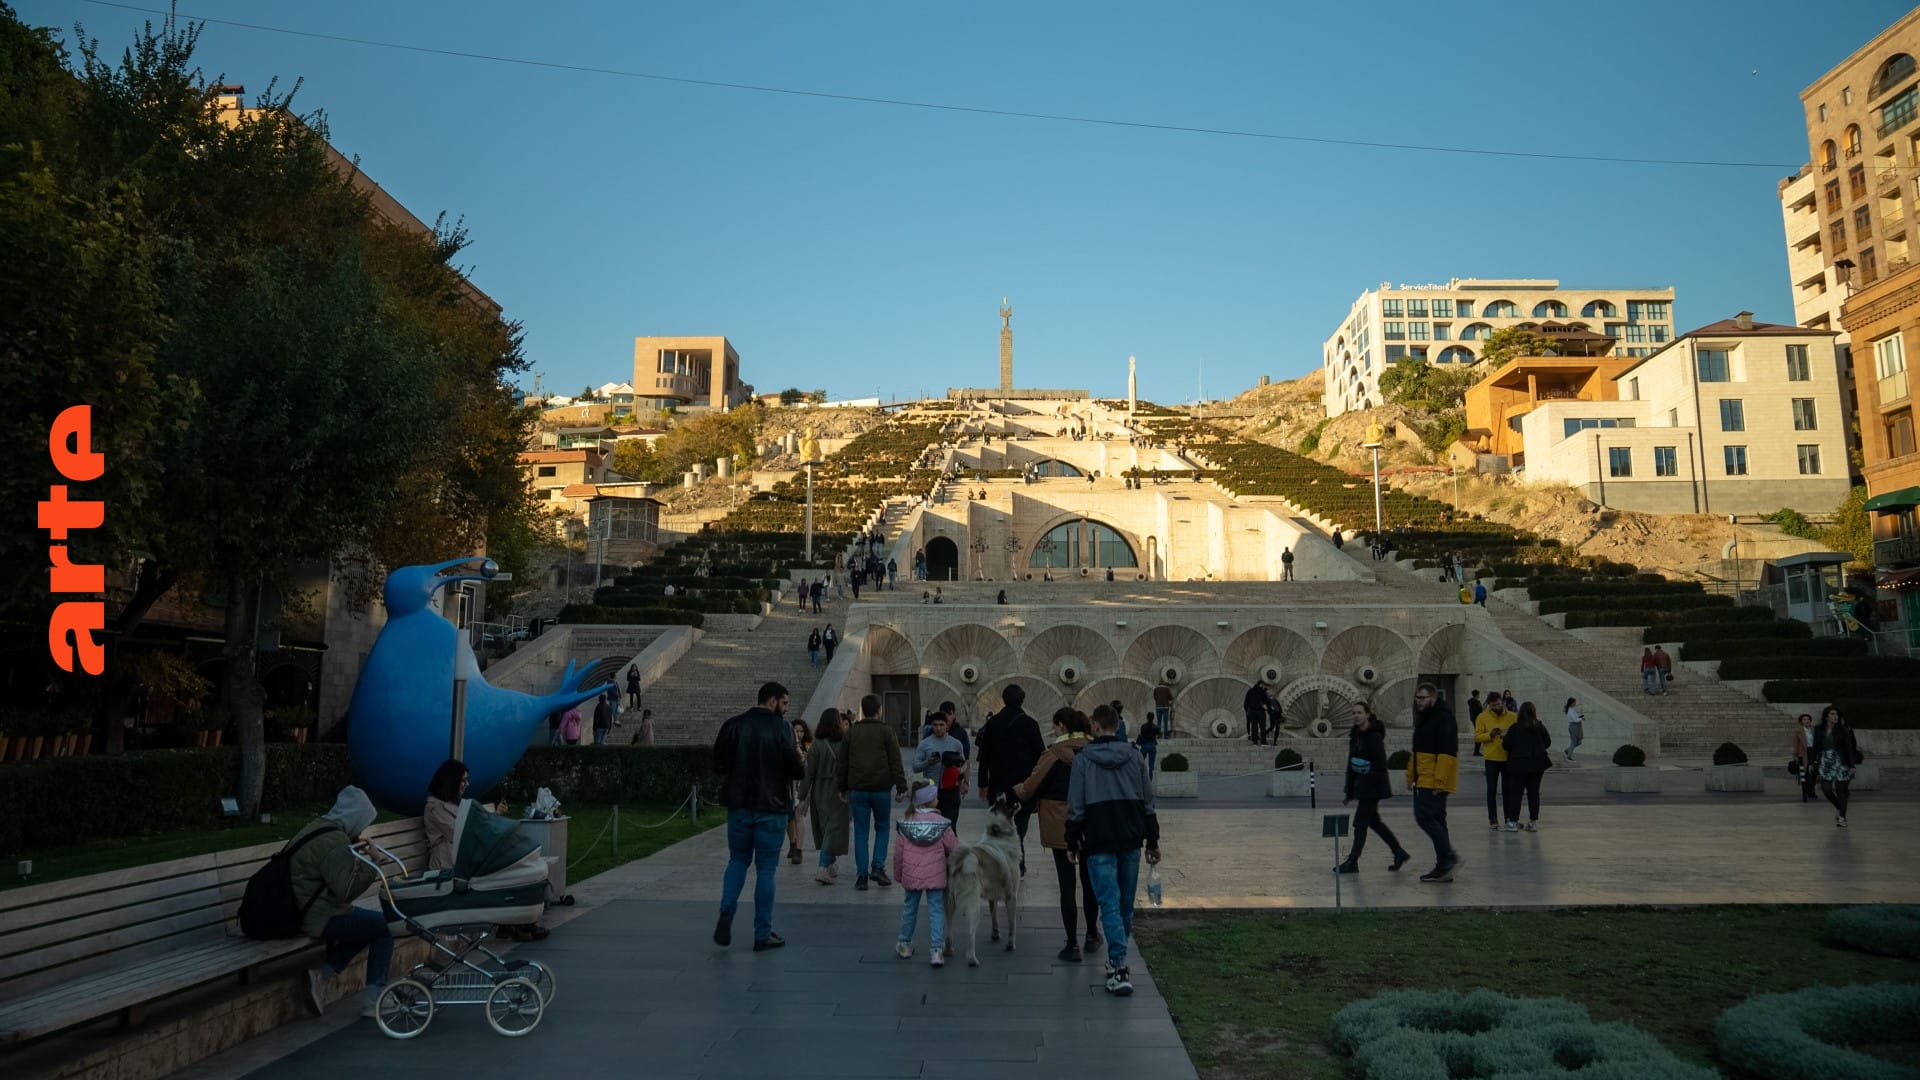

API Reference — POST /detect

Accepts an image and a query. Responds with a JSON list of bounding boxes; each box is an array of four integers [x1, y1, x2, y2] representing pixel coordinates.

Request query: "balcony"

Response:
[[1887, 205, 1908, 235], [1883, 368, 1911, 408], [1879, 107, 1918, 139], [1875, 535, 1919, 566], [1880, 167, 1902, 192]]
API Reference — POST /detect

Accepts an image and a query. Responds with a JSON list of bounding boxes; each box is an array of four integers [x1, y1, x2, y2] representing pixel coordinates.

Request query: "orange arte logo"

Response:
[[41, 406, 107, 675]]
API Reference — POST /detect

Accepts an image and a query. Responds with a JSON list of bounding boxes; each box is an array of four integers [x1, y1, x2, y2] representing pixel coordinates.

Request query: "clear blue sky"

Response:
[[22, 0, 1913, 403]]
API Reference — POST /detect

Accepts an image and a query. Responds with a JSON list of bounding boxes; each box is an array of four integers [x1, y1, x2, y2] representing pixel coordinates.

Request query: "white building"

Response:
[[1322, 278, 1678, 418], [1516, 315, 1850, 516]]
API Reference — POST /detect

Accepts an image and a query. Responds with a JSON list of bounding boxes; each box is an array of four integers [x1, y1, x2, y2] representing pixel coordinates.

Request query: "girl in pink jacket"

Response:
[[893, 780, 958, 967]]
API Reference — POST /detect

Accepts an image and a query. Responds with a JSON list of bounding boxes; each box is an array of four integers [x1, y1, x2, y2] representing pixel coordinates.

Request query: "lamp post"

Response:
[[969, 538, 989, 580], [804, 461, 815, 564], [1363, 423, 1386, 537]]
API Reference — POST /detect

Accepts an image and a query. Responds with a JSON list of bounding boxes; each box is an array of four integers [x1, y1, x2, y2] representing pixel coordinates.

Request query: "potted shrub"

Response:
[[1387, 749, 1412, 795], [1604, 743, 1660, 793], [1704, 741, 1762, 792], [275, 703, 315, 745], [1156, 752, 1198, 798], [1268, 746, 1312, 798]]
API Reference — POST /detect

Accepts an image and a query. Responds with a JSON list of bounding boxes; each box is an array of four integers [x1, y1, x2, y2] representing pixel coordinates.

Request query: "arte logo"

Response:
[[41, 406, 106, 675]]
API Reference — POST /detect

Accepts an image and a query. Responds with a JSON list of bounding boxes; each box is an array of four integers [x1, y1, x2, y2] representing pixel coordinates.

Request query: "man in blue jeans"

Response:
[[1066, 704, 1161, 998], [838, 693, 908, 890], [712, 681, 804, 950]]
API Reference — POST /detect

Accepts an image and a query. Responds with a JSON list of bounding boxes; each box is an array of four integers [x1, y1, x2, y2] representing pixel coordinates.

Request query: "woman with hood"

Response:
[[1338, 703, 1411, 873], [1012, 708, 1100, 961], [292, 786, 388, 1019]]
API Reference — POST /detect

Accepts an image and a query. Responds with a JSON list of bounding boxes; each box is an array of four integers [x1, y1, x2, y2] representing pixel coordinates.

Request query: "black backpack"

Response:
[[238, 825, 340, 940]]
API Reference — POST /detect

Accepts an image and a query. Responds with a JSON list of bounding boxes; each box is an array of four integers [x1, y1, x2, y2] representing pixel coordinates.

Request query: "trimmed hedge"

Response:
[[1645, 618, 1811, 644], [1825, 906, 1920, 960], [0, 745, 355, 851], [1835, 702, 1920, 729], [1564, 606, 1735, 629], [1274, 748, 1303, 769], [1526, 580, 1708, 601], [1762, 678, 1920, 704], [1714, 983, 1920, 1080], [1718, 655, 1920, 682], [1712, 742, 1748, 766], [491, 746, 719, 807], [1680, 637, 1868, 662], [1538, 593, 1730, 617], [1387, 749, 1411, 770], [1612, 745, 1647, 767], [1161, 753, 1191, 772], [1332, 989, 1712, 1080], [558, 605, 706, 627]]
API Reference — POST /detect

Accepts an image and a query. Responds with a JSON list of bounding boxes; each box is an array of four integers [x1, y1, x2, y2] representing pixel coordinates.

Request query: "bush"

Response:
[[0, 745, 353, 851], [1274, 748, 1303, 770], [1836, 703, 1920, 729], [490, 746, 718, 807], [1715, 983, 1920, 1080], [1763, 678, 1920, 703], [1612, 745, 1647, 767], [1387, 749, 1411, 770], [1680, 637, 1868, 662], [1825, 905, 1920, 960], [1160, 752, 1190, 773], [558, 605, 705, 627], [1332, 988, 1712, 1080], [1718, 655, 1920, 682], [1538, 592, 1730, 617], [1644, 617, 1810, 644], [1711, 742, 1748, 766]]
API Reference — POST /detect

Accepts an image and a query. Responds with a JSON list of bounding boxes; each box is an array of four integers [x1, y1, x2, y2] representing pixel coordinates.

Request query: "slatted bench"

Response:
[[0, 818, 425, 1047]]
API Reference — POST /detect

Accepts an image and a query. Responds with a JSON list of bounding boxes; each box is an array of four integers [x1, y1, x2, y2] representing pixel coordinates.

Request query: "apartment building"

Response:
[[631, 335, 749, 411], [519, 448, 610, 524], [1494, 315, 1848, 516], [1322, 279, 1676, 417], [1840, 264, 1920, 642]]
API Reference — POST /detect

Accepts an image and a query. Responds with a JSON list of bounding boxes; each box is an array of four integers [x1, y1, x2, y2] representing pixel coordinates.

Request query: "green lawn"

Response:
[[6, 803, 715, 892], [1137, 907, 1920, 1080]]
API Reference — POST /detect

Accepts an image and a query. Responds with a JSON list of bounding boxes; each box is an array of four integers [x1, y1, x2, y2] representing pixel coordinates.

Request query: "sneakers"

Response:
[[1334, 862, 1359, 874], [1525, 822, 1538, 833], [870, 867, 893, 887], [360, 985, 382, 1019], [1389, 851, 1411, 872], [1489, 821, 1501, 830], [855, 874, 869, 891], [1058, 943, 1083, 962], [1837, 816, 1849, 828], [713, 910, 734, 947], [1502, 821, 1519, 832], [895, 942, 913, 960], [815, 867, 835, 885], [1084, 930, 1101, 953], [828, 863, 839, 879], [752, 932, 786, 952], [304, 965, 330, 1016], [1105, 966, 1134, 996], [1421, 855, 1461, 883], [930, 949, 945, 968]]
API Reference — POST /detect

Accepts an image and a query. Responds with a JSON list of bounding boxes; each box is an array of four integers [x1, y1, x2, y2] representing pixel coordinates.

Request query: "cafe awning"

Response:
[[1862, 486, 1920, 512]]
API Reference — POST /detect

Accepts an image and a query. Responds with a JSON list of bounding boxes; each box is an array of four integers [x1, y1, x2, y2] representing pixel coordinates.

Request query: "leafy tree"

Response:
[[1479, 327, 1555, 367], [1763, 507, 1821, 540], [778, 387, 804, 406], [1824, 486, 1872, 569], [609, 438, 666, 484]]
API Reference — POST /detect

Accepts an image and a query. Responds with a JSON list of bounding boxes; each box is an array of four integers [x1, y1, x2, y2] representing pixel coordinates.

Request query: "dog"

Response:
[[944, 796, 1023, 967]]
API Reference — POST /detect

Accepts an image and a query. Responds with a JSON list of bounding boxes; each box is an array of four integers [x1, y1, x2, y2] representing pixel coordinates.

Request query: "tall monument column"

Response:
[[1128, 355, 1138, 417], [999, 297, 1013, 393]]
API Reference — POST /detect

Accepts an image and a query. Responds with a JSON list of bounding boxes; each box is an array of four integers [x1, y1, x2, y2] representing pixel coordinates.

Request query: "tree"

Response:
[[1825, 486, 1872, 569], [1480, 327, 1555, 367], [778, 387, 804, 406], [609, 438, 666, 484]]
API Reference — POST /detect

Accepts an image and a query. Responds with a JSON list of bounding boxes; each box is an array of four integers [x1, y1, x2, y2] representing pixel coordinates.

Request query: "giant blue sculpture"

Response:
[[348, 557, 612, 814]]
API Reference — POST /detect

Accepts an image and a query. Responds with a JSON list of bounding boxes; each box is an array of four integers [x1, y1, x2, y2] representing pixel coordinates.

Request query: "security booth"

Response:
[[1760, 551, 1851, 629]]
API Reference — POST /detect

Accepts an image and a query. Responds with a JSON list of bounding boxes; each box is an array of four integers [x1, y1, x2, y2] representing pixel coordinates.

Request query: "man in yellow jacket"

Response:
[[1474, 696, 1512, 831], [1407, 683, 1461, 882]]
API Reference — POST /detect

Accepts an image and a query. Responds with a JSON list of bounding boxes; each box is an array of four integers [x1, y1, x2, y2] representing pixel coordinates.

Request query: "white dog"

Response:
[[943, 797, 1023, 967]]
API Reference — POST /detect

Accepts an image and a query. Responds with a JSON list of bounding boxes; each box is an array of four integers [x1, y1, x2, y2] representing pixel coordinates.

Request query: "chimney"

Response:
[[1734, 311, 1754, 331]]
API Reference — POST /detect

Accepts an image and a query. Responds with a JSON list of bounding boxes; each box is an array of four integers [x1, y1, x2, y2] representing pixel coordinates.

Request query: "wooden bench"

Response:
[[0, 818, 425, 1047]]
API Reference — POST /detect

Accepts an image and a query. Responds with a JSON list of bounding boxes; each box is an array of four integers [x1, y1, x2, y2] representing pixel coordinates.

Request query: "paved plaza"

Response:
[[177, 778, 1920, 1080]]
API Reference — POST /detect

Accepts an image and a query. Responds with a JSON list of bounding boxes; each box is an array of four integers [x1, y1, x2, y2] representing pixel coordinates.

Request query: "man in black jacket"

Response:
[[712, 681, 804, 950], [976, 683, 1045, 874]]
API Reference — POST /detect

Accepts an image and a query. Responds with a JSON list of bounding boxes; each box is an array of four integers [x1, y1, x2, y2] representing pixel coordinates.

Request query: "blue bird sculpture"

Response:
[[348, 556, 613, 814]]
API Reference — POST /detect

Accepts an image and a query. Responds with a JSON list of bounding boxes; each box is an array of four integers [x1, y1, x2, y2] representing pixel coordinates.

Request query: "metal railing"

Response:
[[1873, 535, 1918, 565]]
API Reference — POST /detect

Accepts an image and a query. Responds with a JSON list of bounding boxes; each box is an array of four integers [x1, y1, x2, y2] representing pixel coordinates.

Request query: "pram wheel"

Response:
[[485, 976, 544, 1037], [375, 978, 435, 1039], [510, 960, 557, 1005]]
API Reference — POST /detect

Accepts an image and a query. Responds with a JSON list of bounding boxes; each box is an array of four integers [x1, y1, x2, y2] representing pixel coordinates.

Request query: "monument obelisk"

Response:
[[999, 298, 1013, 393], [1128, 355, 1138, 417]]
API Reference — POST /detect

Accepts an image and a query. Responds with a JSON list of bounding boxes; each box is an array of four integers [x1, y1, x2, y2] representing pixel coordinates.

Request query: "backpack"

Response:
[[239, 825, 340, 940]]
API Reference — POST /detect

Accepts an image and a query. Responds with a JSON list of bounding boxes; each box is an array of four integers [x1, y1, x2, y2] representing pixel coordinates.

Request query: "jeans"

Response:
[[1347, 798, 1406, 862], [1483, 761, 1506, 824], [719, 809, 787, 943], [594, 727, 609, 746], [898, 888, 946, 949], [1504, 770, 1543, 823], [812, 596, 821, 614], [936, 787, 962, 829], [1051, 848, 1099, 942], [1642, 668, 1658, 694], [1566, 723, 1583, 755], [1085, 850, 1142, 971], [809, 648, 819, 667], [1245, 711, 1265, 745], [849, 790, 892, 873], [1412, 788, 1453, 864], [818, 847, 837, 869], [322, 907, 392, 986], [1140, 743, 1158, 775], [1655, 667, 1669, 692]]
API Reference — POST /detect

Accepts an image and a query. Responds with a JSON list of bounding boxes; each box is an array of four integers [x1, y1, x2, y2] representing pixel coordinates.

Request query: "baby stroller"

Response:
[[355, 800, 558, 1039]]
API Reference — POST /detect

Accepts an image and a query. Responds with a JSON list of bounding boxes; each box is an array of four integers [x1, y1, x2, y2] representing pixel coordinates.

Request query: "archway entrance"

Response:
[[925, 537, 960, 582]]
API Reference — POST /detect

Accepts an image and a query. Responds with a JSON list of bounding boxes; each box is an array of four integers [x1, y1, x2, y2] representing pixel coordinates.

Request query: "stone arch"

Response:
[[1028, 515, 1140, 570], [1581, 299, 1618, 318], [1482, 299, 1519, 319], [925, 536, 960, 582], [1373, 676, 1417, 728], [1072, 677, 1156, 727], [1223, 625, 1318, 686], [865, 623, 919, 675], [1273, 673, 1366, 731], [1436, 346, 1476, 366], [1122, 625, 1220, 684], [1417, 622, 1469, 673], [922, 623, 1018, 690], [1022, 623, 1119, 686], [1531, 300, 1568, 319], [1460, 322, 1494, 341], [1320, 625, 1416, 689], [1174, 675, 1254, 739]]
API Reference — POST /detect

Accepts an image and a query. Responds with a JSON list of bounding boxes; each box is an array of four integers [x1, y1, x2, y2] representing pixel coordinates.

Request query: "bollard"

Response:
[[1309, 761, 1316, 808]]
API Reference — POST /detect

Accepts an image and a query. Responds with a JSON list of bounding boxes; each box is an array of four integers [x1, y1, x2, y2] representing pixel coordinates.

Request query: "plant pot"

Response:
[[196, 731, 211, 748], [211, 731, 224, 747], [291, 728, 308, 745], [1154, 771, 1199, 798], [1388, 772, 1410, 796], [1704, 764, 1762, 792], [1266, 770, 1312, 798], [27, 736, 44, 761], [1604, 765, 1661, 793], [76, 734, 92, 756]]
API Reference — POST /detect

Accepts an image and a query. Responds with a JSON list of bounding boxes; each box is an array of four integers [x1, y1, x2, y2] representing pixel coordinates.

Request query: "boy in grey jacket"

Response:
[[1067, 705, 1162, 999]]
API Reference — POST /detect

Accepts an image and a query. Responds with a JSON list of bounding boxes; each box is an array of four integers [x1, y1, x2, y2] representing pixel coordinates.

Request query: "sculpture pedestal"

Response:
[[515, 815, 569, 901]]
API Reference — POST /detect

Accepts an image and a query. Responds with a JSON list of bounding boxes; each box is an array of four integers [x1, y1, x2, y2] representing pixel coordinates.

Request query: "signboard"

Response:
[[1322, 814, 1350, 838]]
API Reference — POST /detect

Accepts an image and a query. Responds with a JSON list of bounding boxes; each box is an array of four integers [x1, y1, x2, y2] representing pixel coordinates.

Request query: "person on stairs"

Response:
[[1338, 703, 1411, 874]]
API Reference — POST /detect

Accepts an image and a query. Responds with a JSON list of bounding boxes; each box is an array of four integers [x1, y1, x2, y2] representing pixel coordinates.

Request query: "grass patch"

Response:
[[1137, 907, 1920, 1080], [6, 802, 715, 892]]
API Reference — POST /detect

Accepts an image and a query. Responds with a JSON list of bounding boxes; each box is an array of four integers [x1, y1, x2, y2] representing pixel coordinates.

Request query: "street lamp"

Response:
[[1363, 423, 1387, 537], [969, 538, 989, 580]]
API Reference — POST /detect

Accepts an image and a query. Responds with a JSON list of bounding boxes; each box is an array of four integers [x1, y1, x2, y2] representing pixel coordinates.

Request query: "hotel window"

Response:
[[1384, 321, 1406, 340], [1825, 179, 1842, 211], [1697, 350, 1731, 382], [1408, 300, 1428, 317], [1792, 398, 1818, 430], [1433, 323, 1452, 340], [1724, 445, 1749, 475], [537, 466, 557, 478], [1605, 322, 1627, 340], [1863, 247, 1879, 281], [1563, 417, 1631, 437], [1625, 324, 1648, 343], [1626, 300, 1669, 322], [1455, 301, 1474, 318], [1382, 299, 1404, 316], [1849, 164, 1867, 200], [1608, 447, 1632, 478], [1650, 325, 1669, 343], [1654, 446, 1678, 476], [1719, 399, 1745, 431], [1408, 322, 1430, 340], [1786, 344, 1811, 381], [1797, 444, 1822, 475], [1432, 299, 1454, 317], [1888, 411, 1917, 457], [1855, 205, 1873, 239], [1832, 218, 1848, 250], [1386, 345, 1407, 362], [1883, 86, 1919, 137], [1876, 332, 1908, 379]]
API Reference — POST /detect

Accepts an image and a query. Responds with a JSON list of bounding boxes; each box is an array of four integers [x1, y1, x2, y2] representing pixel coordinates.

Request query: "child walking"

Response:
[[893, 780, 958, 967]]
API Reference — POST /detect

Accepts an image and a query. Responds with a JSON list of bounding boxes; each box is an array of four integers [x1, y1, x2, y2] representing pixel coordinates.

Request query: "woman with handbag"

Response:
[[787, 718, 814, 863], [1811, 706, 1862, 827], [1790, 713, 1817, 802], [1338, 703, 1411, 873]]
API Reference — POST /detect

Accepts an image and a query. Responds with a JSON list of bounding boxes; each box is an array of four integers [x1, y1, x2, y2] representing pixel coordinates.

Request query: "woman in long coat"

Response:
[[804, 708, 851, 884]]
